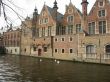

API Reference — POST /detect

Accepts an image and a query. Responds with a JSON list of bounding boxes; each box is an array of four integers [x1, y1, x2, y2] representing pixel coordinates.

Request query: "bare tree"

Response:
[[0, 0, 25, 29]]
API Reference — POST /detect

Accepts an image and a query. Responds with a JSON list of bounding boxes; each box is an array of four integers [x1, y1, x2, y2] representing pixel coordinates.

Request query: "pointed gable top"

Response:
[[40, 4, 63, 22]]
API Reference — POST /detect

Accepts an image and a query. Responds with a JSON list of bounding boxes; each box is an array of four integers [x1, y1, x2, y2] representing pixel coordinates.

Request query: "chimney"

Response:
[[81, 0, 89, 16]]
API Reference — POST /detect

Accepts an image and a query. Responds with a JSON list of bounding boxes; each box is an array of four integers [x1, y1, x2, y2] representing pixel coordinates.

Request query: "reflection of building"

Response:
[[3, 25, 21, 55], [8, 0, 110, 64]]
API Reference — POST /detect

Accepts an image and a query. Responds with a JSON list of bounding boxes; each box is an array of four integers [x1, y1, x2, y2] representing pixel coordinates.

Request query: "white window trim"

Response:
[[61, 37, 65, 42], [85, 44, 96, 53], [54, 48, 58, 53], [98, 1, 105, 8], [67, 15, 73, 22], [69, 48, 73, 54], [99, 20, 107, 34], [54, 38, 58, 42], [88, 21, 96, 35], [44, 18, 49, 24], [61, 48, 65, 53], [69, 37, 73, 42], [98, 9, 106, 18]]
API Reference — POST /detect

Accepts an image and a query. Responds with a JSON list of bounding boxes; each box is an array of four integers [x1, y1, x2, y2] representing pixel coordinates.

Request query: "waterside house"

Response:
[[3, 0, 110, 64]]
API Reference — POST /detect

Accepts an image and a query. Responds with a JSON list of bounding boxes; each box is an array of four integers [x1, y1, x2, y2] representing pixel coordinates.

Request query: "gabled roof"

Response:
[[89, 0, 110, 15], [47, 5, 63, 22], [65, 2, 82, 18], [40, 5, 63, 22]]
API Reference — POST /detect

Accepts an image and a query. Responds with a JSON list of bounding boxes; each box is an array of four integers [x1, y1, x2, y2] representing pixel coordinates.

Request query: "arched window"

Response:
[[86, 45, 95, 54], [105, 45, 110, 54]]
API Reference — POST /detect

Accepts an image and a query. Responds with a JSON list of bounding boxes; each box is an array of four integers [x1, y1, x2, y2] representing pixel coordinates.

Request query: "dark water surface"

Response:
[[0, 55, 110, 82]]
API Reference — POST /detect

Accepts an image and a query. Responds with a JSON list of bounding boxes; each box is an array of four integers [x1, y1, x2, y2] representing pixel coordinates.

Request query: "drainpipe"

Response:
[[20, 30, 22, 55], [51, 36, 54, 57]]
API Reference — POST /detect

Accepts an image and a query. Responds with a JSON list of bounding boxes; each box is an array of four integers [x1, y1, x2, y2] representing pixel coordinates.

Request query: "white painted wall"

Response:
[[6, 47, 20, 55]]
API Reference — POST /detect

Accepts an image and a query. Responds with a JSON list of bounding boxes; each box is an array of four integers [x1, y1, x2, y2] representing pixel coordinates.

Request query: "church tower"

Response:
[[81, 0, 89, 16]]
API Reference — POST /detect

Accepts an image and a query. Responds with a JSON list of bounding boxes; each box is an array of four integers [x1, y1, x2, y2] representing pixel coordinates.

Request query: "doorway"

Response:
[[38, 49, 42, 56]]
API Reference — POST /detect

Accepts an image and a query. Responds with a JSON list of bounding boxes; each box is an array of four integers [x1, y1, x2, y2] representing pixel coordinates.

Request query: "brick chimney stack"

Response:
[[81, 0, 89, 16]]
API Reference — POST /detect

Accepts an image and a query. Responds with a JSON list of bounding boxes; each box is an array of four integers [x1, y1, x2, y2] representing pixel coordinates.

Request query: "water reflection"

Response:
[[0, 55, 110, 82]]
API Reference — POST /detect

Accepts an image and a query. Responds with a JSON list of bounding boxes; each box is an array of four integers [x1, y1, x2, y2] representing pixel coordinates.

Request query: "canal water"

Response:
[[0, 55, 110, 82]]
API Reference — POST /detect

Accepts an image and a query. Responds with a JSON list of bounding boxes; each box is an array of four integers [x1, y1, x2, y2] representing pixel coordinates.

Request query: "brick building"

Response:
[[3, 25, 21, 55], [20, 0, 110, 64], [0, 33, 3, 47]]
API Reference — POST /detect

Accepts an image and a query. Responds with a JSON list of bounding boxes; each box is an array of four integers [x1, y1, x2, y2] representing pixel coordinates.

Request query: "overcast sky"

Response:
[[0, 0, 96, 31]]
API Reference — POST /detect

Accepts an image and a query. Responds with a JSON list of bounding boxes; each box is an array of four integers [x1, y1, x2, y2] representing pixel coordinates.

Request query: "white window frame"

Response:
[[69, 48, 73, 54], [98, 1, 105, 7], [61, 49, 65, 53], [54, 38, 58, 42], [61, 37, 65, 42], [98, 9, 106, 17], [67, 15, 73, 22], [88, 22, 96, 35], [76, 24, 81, 33], [54, 49, 58, 53], [99, 20, 106, 34], [69, 37, 73, 42]]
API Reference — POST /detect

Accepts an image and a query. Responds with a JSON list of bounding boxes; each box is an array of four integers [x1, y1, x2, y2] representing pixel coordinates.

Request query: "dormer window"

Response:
[[98, 10, 105, 17]]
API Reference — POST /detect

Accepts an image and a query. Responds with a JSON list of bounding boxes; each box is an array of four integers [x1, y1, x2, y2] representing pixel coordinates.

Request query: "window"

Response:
[[44, 47, 47, 52], [55, 49, 58, 53], [68, 25, 73, 34], [62, 49, 65, 53], [15, 49, 17, 52], [36, 28, 39, 37], [61, 38, 65, 42], [99, 1, 103, 6], [44, 18, 48, 23], [56, 25, 66, 35], [24, 48, 26, 52], [86, 45, 95, 54], [105, 45, 110, 54], [55, 38, 58, 42], [98, 1, 104, 7], [70, 49, 73, 53], [39, 20, 42, 24], [88, 22, 95, 35], [69, 37, 73, 42], [67, 16, 73, 22], [48, 26, 51, 36], [99, 21, 106, 34], [11, 50, 12, 53], [33, 47, 37, 51], [42, 27, 45, 37], [61, 26, 66, 35], [76, 24, 81, 33], [98, 10, 105, 17]]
